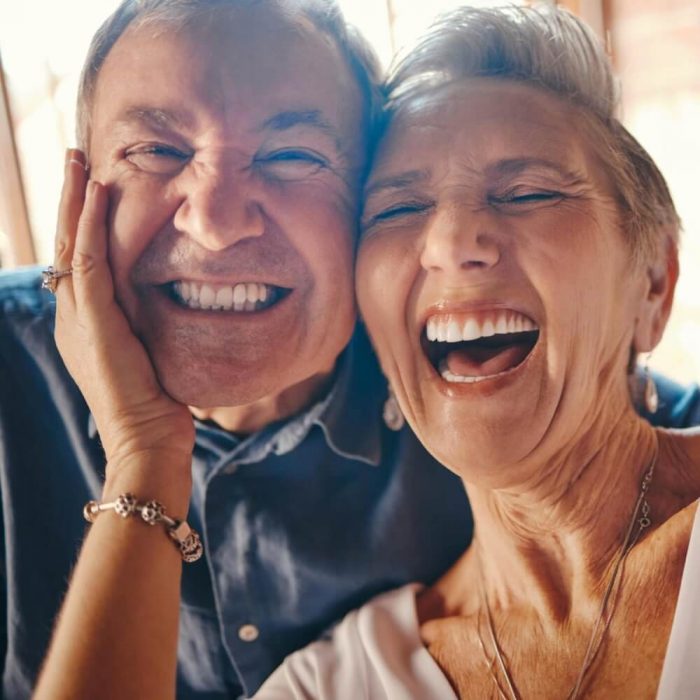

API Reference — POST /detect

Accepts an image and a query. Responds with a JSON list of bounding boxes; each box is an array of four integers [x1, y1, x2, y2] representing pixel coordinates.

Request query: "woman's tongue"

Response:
[[444, 342, 529, 377]]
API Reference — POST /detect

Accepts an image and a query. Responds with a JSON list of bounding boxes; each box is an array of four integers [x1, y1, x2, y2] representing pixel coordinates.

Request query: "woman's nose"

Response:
[[419, 204, 501, 274], [173, 169, 265, 251]]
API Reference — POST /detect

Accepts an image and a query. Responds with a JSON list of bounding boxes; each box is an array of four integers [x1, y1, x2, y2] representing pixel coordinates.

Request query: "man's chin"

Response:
[[157, 370, 270, 409]]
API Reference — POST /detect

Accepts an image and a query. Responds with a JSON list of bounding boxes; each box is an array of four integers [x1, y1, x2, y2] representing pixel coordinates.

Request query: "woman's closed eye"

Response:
[[364, 200, 433, 228], [125, 143, 191, 174], [256, 148, 329, 180], [488, 188, 563, 210]]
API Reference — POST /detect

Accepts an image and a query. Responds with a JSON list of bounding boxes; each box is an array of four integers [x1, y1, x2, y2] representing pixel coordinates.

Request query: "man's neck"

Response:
[[188, 369, 336, 435]]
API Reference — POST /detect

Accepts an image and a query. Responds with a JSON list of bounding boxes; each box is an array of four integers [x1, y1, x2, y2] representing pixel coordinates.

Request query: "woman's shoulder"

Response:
[[253, 583, 457, 700], [659, 427, 700, 499]]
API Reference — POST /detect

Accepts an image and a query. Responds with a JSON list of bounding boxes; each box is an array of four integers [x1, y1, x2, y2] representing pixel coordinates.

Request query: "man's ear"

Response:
[[633, 233, 679, 353]]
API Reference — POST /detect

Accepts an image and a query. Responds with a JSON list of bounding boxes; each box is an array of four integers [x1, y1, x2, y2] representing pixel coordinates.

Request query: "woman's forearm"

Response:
[[34, 453, 193, 700]]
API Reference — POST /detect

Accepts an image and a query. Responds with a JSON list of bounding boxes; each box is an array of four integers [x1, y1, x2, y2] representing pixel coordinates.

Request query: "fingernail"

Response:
[[69, 149, 86, 166], [65, 148, 86, 173]]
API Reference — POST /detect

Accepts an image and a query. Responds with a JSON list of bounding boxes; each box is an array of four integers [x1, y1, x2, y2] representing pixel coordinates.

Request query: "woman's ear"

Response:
[[633, 233, 679, 353]]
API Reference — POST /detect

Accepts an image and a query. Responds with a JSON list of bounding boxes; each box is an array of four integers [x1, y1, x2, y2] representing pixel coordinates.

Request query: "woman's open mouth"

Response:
[[422, 310, 540, 383]]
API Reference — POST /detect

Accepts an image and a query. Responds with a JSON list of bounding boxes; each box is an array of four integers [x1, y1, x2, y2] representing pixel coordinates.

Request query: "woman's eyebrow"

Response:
[[488, 157, 585, 183], [364, 169, 430, 198]]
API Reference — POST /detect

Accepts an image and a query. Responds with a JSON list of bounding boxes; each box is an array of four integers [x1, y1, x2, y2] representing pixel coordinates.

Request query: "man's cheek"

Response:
[[106, 212, 156, 321], [108, 187, 170, 272], [280, 176, 359, 227]]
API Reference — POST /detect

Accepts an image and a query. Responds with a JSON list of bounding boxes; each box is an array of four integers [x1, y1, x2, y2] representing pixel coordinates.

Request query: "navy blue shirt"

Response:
[[1, 266, 699, 698]]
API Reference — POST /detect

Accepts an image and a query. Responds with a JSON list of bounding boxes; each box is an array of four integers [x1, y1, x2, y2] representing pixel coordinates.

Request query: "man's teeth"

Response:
[[172, 281, 278, 312], [426, 311, 537, 343]]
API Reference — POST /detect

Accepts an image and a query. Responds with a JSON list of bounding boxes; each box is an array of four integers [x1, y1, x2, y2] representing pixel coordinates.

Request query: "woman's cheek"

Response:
[[358, 235, 418, 387]]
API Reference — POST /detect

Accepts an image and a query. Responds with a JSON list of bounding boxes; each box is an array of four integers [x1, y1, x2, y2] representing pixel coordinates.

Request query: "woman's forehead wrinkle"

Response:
[[365, 169, 431, 199], [485, 158, 588, 184]]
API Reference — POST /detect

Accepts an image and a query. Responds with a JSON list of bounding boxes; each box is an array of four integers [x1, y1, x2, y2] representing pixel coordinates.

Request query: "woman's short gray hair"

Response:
[[384, 5, 680, 264], [76, 0, 382, 163]]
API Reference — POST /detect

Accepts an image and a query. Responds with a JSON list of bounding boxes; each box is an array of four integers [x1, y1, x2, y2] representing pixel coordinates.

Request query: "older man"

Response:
[[0, 2, 470, 697], [0, 0, 698, 698]]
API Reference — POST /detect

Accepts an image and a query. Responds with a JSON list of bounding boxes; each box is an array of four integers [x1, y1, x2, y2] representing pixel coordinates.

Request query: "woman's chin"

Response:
[[416, 413, 543, 486], [408, 356, 550, 484]]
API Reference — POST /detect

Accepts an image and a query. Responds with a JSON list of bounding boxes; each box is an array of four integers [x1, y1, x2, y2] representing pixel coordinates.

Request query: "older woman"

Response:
[[255, 7, 699, 699]]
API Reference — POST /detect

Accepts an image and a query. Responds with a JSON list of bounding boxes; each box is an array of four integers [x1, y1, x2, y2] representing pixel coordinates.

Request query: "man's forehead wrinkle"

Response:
[[365, 169, 431, 198]]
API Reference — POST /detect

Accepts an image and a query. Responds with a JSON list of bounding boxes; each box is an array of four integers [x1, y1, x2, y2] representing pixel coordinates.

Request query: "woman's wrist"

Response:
[[102, 448, 194, 515]]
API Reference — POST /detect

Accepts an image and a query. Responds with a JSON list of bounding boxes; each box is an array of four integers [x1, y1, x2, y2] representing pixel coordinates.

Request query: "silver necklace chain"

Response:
[[477, 448, 657, 700]]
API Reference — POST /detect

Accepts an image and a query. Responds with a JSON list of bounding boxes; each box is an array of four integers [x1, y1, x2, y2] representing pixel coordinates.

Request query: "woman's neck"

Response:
[[449, 411, 661, 622]]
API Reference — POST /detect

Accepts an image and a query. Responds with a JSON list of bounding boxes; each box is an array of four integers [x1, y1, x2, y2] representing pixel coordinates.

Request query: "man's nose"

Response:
[[173, 169, 265, 250], [419, 203, 501, 275]]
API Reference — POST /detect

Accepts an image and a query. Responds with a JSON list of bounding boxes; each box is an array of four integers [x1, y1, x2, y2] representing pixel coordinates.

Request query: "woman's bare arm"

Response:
[[34, 151, 195, 699]]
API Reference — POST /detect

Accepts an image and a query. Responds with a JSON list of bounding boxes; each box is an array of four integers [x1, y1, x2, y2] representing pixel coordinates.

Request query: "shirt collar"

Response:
[[87, 325, 385, 467], [311, 326, 384, 466]]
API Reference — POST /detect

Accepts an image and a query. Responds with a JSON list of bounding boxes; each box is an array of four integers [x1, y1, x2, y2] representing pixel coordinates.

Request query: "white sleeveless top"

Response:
[[256, 504, 700, 700], [657, 501, 700, 699]]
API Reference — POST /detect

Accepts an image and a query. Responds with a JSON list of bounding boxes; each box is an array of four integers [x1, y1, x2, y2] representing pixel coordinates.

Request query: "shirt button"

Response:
[[238, 624, 260, 642]]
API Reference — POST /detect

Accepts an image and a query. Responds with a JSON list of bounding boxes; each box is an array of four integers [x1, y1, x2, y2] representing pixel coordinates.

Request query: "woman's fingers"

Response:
[[54, 149, 88, 272], [50, 160, 195, 465], [72, 179, 113, 314], [53, 149, 88, 310]]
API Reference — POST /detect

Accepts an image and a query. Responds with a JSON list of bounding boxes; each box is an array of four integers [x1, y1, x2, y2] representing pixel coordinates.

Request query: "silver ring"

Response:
[[41, 265, 73, 294]]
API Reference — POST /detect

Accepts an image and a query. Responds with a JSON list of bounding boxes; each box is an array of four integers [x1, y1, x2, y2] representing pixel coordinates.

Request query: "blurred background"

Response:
[[0, 0, 698, 383]]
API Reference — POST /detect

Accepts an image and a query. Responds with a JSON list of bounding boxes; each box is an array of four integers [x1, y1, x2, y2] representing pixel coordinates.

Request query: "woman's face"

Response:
[[358, 79, 651, 486]]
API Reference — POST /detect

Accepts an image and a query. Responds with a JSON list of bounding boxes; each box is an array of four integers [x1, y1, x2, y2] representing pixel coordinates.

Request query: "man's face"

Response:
[[88, 7, 365, 407]]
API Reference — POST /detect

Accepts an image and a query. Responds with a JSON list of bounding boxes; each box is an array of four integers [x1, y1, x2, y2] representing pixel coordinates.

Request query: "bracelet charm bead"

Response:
[[115, 493, 138, 518], [169, 521, 204, 563], [141, 499, 165, 525], [82, 494, 203, 563], [83, 500, 101, 523]]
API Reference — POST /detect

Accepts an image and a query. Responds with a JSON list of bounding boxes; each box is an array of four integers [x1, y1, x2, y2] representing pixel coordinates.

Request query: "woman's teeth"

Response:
[[172, 280, 280, 312], [426, 310, 537, 343], [423, 310, 539, 383]]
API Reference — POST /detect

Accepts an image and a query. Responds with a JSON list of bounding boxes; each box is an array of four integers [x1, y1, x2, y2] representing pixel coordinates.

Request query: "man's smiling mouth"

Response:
[[169, 280, 291, 312], [423, 309, 540, 383]]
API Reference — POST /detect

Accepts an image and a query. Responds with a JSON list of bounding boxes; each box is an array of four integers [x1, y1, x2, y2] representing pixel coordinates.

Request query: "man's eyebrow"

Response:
[[115, 106, 195, 131], [261, 109, 334, 134], [260, 109, 345, 155], [364, 169, 431, 198]]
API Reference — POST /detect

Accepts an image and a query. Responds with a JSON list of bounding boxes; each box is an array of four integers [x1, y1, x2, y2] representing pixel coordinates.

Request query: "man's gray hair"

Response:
[[76, 0, 383, 161], [383, 6, 680, 264]]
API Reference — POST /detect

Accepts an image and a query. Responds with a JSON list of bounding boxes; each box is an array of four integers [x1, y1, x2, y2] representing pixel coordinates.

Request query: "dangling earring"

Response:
[[643, 354, 658, 414], [383, 384, 405, 431]]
